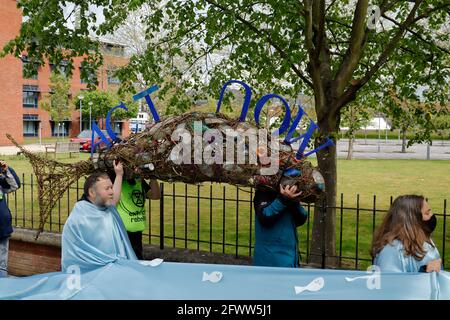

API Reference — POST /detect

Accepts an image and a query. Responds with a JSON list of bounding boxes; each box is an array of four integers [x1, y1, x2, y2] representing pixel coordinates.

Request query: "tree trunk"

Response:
[[401, 128, 407, 153], [309, 116, 338, 268], [346, 136, 354, 160]]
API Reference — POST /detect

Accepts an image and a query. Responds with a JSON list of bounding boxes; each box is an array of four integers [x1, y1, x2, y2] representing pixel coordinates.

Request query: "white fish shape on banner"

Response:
[[202, 271, 223, 283], [139, 258, 164, 267], [345, 275, 373, 282], [294, 277, 325, 294]]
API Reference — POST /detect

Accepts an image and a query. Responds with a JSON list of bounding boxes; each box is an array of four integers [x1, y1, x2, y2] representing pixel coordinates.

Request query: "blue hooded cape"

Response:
[[374, 239, 441, 273], [61, 200, 137, 272]]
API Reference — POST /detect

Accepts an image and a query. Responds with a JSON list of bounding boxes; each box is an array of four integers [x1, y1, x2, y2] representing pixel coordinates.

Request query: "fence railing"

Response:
[[6, 174, 449, 271]]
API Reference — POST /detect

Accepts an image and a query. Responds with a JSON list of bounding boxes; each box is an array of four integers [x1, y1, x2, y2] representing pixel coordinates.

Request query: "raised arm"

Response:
[[112, 160, 123, 206]]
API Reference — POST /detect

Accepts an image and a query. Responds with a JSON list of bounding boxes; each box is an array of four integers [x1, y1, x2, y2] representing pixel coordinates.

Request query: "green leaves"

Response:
[[2, 0, 448, 125], [41, 72, 73, 123], [73, 89, 138, 121]]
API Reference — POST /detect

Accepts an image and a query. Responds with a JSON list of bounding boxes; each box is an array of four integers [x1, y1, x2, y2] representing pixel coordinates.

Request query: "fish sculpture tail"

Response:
[[6, 134, 95, 238]]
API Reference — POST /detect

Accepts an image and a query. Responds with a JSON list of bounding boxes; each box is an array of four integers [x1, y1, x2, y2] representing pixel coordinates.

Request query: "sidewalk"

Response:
[[0, 143, 49, 156], [336, 139, 450, 160]]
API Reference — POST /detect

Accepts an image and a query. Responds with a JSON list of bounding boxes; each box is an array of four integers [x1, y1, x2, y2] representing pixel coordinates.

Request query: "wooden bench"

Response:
[[45, 142, 80, 158]]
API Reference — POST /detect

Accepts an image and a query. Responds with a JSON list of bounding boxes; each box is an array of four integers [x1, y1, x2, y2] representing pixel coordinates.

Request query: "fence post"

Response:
[[321, 197, 326, 269], [339, 193, 344, 268], [31, 174, 34, 229], [160, 183, 164, 250], [443, 199, 447, 269], [22, 173, 25, 227]]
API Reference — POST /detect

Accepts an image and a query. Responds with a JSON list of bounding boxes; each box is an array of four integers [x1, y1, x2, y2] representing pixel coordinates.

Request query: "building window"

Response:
[[23, 85, 39, 108], [22, 56, 38, 79], [113, 121, 123, 136], [107, 69, 121, 85], [50, 60, 69, 76], [23, 114, 39, 137], [101, 43, 125, 57], [51, 121, 69, 137], [80, 61, 97, 84]]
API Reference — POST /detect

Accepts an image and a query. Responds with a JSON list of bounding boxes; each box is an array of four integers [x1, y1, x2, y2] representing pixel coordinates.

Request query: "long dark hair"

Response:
[[371, 195, 431, 260]]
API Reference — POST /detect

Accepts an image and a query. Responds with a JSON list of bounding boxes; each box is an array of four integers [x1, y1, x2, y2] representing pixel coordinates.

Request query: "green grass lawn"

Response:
[[342, 129, 450, 141], [23, 137, 71, 145], [2, 153, 450, 270]]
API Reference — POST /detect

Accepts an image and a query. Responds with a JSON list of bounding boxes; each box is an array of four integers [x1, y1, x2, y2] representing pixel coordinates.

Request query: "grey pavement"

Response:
[[0, 143, 50, 156], [336, 139, 450, 160]]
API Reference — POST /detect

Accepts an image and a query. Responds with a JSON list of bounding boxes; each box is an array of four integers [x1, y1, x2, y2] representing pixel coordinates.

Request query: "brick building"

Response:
[[0, 0, 131, 145]]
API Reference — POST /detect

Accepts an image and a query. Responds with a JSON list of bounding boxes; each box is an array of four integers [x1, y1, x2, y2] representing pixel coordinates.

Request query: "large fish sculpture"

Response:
[[7, 112, 325, 237]]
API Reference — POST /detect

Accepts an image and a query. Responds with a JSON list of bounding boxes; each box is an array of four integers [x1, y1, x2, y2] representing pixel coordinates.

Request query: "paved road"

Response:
[[0, 139, 449, 160], [336, 139, 450, 160]]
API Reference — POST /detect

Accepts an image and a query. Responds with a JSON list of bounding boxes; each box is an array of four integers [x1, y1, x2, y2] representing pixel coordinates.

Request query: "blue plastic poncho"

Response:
[[374, 239, 441, 273], [61, 200, 137, 272]]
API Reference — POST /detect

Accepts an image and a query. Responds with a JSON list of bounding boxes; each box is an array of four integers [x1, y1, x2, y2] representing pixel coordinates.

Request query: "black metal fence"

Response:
[[6, 174, 449, 271]]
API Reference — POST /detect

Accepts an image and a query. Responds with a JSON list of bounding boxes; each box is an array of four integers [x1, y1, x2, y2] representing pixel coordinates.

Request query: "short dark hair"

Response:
[[83, 171, 110, 197]]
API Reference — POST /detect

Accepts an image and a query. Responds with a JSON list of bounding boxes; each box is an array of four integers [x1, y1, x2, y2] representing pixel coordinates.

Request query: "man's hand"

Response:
[[113, 160, 124, 177], [280, 185, 302, 199], [147, 179, 161, 200], [426, 259, 441, 273]]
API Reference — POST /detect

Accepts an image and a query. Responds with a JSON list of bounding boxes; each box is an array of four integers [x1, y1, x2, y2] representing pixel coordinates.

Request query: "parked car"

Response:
[[70, 130, 109, 150], [81, 135, 114, 152]]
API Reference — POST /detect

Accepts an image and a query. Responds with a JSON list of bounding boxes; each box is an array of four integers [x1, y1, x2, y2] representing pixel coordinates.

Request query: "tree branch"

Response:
[[204, 0, 313, 88], [304, 0, 315, 60], [313, 0, 326, 56], [181, 33, 233, 77], [335, 0, 425, 112], [381, 13, 450, 55], [411, 2, 450, 23], [154, 17, 207, 47], [325, 0, 339, 13], [303, 0, 332, 121], [333, 0, 369, 96]]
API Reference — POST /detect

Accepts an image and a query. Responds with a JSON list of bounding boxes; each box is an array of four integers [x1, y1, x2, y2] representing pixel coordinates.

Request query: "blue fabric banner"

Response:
[[1, 259, 449, 300]]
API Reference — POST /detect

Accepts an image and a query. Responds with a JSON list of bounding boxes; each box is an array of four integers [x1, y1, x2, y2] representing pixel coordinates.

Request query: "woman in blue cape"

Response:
[[372, 195, 441, 273], [62, 162, 137, 272]]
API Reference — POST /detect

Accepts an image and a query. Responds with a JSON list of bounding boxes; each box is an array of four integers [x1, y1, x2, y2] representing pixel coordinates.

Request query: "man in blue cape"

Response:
[[61, 161, 137, 272]]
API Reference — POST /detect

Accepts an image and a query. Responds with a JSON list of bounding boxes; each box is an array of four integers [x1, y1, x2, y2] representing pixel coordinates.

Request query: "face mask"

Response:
[[423, 215, 437, 234]]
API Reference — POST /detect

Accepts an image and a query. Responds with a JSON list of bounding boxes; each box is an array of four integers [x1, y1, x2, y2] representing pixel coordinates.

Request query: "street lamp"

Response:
[[78, 95, 84, 133], [88, 101, 93, 131]]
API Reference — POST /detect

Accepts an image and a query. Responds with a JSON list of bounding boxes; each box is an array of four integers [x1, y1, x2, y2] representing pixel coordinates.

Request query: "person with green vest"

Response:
[[110, 170, 160, 259]]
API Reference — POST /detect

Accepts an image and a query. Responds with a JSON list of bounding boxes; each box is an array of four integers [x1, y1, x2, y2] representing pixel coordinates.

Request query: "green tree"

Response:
[[4, 1, 449, 266], [340, 103, 373, 160], [383, 89, 418, 152], [41, 72, 72, 139], [432, 112, 450, 144], [382, 88, 447, 153], [74, 90, 139, 128]]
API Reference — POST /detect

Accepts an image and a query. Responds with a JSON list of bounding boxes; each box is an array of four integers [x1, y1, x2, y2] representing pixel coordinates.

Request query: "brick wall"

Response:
[[8, 227, 252, 277], [8, 228, 62, 276], [9, 239, 61, 276], [0, 1, 131, 145], [0, 0, 23, 145]]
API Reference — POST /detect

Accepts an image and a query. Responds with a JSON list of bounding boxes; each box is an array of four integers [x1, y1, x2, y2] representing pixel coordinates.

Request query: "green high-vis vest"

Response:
[[117, 179, 146, 232]]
